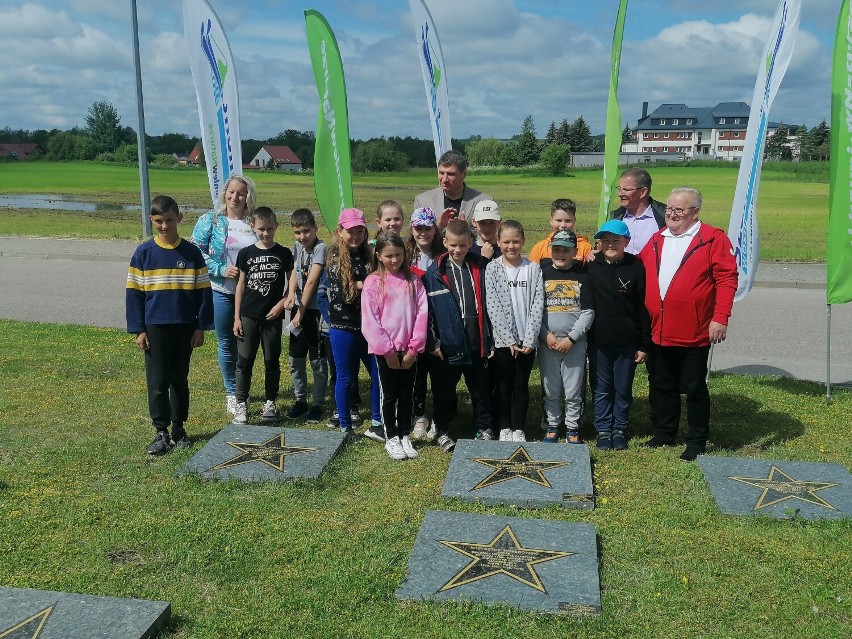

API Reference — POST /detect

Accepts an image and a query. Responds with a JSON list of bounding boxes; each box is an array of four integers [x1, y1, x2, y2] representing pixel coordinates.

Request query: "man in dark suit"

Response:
[[609, 168, 666, 254]]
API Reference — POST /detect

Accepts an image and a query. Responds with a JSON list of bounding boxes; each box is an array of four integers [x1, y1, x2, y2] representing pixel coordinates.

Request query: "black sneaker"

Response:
[[306, 406, 323, 423], [364, 422, 386, 442], [350, 412, 363, 427], [147, 431, 172, 456], [327, 411, 340, 429], [171, 425, 191, 449], [286, 401, 309, 419], [612, 430, 627, 451], [679, 446, 704, 462], [596, 432, 614, 450], [343, 429, 363, 445]]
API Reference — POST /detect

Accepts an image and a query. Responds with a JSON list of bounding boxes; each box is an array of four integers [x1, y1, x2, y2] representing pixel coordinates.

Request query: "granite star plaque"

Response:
[[396, 510, 601, 615], [441, 440, 594, 509], [0, 587, 169, 639], [177, 425, 345, 482], [698, 456, 852, 520]]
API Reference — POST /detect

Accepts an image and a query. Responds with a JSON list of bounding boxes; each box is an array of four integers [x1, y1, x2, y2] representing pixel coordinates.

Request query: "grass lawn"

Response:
[[0, 320, 849, 638], [0, 161, 830, 260]]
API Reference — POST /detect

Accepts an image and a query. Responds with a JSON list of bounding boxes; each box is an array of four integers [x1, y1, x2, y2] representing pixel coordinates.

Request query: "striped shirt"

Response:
[[126, 236, 214, 333]]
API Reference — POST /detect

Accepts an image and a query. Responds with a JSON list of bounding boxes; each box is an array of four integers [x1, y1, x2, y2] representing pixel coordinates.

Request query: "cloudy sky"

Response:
[[0, 0, 840, 141]]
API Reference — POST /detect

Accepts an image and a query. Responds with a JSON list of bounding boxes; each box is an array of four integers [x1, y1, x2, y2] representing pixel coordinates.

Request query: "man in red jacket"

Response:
[[639, 187, 738, 461]]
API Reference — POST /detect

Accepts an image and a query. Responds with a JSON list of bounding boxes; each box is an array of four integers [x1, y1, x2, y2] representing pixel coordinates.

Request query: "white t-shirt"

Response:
[[218, 218, 256, 294], [658, 220, 701, 299], [503, 258, 531, 342]]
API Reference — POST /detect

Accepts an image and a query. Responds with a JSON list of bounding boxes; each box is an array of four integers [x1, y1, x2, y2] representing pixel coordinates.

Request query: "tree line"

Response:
[[1, 101, 831, 170]]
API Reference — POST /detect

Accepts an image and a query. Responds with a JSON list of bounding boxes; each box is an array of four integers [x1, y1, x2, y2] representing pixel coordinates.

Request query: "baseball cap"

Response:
[[472, 199, 501, 222], [410, 207, 437, 228], [594, 219, 631, 239], [550, 229, 577, 249], [339, 208, 367, 229]]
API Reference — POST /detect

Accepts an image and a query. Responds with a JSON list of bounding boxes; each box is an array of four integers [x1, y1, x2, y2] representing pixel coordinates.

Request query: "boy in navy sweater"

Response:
[[586, 219, 651, 450], [126, 195, 214, 455]]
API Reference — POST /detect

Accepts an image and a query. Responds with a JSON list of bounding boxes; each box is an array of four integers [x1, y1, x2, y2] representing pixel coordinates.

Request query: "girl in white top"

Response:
[[484, 220, 544, 441]]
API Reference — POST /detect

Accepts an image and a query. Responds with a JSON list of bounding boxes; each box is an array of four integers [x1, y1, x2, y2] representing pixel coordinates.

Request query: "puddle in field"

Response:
[[0, 194, 207, 214]]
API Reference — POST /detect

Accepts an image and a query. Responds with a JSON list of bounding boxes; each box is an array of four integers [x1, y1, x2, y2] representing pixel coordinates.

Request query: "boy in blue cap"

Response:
[[585, 219, 651, 450]]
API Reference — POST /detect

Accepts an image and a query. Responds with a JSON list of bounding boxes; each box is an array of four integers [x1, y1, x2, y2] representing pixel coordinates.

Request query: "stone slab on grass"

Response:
[[698, 455, 852, 520], [396, 510, 600, 615], [0, 586, 170, 639], [441, 440, 594, 509], [177, 425, 344, 482]]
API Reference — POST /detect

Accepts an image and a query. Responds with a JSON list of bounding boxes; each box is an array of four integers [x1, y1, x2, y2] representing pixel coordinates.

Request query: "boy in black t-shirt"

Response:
[[233, 207, 294, 423]]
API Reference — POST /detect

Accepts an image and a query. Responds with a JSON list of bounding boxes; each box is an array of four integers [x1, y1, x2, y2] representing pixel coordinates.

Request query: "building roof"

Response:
[[0, 143, 39, 158], [636, 102, 754, 131], [262, 145, 301, 164]]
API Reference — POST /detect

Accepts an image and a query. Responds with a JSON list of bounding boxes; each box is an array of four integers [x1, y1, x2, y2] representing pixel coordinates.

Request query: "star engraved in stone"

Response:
[[437, 525, 572, 593], [208, 432, 317, 473], [728, 465, 839, 511], [470, 446, 569, 490], [0, 605, 53, 639]]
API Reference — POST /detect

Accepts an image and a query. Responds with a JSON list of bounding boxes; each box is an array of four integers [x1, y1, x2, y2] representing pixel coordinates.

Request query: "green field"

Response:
[[0, 161, 830, 260], [0, 320, 849, 638]]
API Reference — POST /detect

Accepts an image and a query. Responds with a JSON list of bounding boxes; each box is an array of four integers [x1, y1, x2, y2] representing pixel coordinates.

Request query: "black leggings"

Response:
[[492, 347, 536, 431]]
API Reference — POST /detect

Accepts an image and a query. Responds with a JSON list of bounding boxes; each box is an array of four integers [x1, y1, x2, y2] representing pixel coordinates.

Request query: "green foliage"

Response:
[[568, 116, 593, 152], [499, 143, 520, 167], [352, 138, 409, 172], [540, 143, 572, 175], [765, 124, 792, 161], [556, 118, 571, 146], [46, 131, 96, 160], [514, 114, 541, 165], [85, 100, 124, 156], [465, 137, 505, 167]]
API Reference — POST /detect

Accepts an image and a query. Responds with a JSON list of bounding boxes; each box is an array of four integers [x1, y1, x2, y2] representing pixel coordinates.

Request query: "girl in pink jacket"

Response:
[[361, 233, 429, 460]]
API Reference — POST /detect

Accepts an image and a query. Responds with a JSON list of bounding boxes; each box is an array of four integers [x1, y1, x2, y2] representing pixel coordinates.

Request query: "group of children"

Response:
[[127, 194, 650, 459]]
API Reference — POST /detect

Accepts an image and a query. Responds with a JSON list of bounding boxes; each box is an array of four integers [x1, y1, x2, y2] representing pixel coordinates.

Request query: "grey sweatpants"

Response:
[[539, 339, 587, 430]]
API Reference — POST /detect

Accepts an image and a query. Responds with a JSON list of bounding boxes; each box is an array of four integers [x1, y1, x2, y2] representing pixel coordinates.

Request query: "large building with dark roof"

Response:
[[622, 101, 795, 161]]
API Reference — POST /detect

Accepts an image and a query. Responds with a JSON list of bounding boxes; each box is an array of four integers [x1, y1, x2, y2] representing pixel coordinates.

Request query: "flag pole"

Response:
[[826, 304, 832, 404], [131, 0, 151, 238]]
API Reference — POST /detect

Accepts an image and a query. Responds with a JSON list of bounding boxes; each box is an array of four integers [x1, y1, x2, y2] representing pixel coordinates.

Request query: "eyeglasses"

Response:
[[616, 186, 639, 194], [664, 206, 698, 217]]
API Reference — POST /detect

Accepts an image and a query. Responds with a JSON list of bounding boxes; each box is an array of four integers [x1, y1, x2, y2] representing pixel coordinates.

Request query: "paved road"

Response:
[[1, 236, 850, 385]]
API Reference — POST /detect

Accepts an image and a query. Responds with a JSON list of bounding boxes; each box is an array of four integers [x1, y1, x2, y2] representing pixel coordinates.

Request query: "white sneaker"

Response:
[[411, 416, 430, 440], [384, 436, 407, 460], [512, 429, 526, 442], [425, 421, 437, 442], [401, 436, 419, 459], [232, 402, 247, 424], [499, 428, 513, 441], [226, 395, 237, 416]]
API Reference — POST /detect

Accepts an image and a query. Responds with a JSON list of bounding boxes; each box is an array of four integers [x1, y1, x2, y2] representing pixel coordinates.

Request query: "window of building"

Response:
[[686, 118, 693, 125], [734, 118, 740, 124], [719, 118, 726, 124], [659, 119, 666, 125], [653, 133, 659, 139], [664, 133, 670, 138], [672, 119, 679, 125]]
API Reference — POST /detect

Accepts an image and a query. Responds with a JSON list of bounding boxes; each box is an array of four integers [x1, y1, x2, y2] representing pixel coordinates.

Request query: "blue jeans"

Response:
[[588, 343, 638, 433], [329, 328, 380, 430], [213, 290, 237, 395]]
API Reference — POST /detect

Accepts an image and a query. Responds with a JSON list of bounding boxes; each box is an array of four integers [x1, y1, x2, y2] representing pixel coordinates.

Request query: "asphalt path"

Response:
[[1, 236, 850, 386]]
